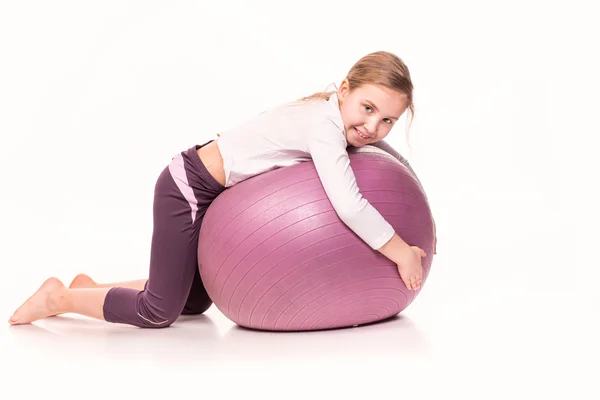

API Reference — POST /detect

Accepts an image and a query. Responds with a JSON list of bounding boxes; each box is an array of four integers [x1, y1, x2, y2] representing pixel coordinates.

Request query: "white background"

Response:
[[1, 1, 598, 398]]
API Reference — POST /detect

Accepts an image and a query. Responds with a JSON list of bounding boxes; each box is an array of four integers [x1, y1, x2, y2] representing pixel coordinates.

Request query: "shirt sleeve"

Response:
[[370, 139, 423, 187], [306, 118, 395, 250]]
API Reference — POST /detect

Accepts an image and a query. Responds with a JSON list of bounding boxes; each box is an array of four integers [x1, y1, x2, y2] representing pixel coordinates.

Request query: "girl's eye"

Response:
[[364, 105, 373, 112], [383, 118, 392, 124]]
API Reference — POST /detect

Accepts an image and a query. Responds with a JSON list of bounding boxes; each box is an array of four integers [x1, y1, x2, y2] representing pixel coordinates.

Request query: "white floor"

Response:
[[2, 229, 598, 398]]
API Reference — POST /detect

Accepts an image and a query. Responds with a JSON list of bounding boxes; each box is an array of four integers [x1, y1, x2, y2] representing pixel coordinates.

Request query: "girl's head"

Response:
[[338, 51, 413, 147], [301, 51, 415, 147]]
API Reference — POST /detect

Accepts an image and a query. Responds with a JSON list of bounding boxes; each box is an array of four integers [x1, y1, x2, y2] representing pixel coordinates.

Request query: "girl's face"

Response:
[[337, 80, 408, 147]]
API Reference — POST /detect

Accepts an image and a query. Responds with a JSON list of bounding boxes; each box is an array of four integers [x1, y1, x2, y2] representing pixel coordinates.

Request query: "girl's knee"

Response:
[[136, 293, 182, 328], [136, 311, 177, 328]]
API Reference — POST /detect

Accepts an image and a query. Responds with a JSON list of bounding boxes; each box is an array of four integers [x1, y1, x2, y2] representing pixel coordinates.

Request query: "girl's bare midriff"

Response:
[[197, 140, 226, 186]]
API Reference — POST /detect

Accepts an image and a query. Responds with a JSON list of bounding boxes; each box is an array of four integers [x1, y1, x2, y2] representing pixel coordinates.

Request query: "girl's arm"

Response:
[[369, 140, 422, 187], [371, 140, 437, 255], [307, 121, 427, 289], [307, 119, 396, 250]]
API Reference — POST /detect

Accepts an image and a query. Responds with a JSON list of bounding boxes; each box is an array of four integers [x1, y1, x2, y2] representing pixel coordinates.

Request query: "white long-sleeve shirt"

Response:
[[216, 92, 415, 250]]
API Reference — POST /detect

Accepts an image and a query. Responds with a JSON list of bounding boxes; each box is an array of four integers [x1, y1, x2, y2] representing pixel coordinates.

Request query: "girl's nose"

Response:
[[364, 122, 377, 136]]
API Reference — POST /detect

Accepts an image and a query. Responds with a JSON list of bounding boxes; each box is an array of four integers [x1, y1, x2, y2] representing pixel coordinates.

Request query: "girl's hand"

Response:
[[396, 245, 426, 291]]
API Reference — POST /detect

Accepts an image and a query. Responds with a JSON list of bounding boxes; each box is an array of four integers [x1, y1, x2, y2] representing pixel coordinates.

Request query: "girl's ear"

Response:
[[338, 79, 350, 102]]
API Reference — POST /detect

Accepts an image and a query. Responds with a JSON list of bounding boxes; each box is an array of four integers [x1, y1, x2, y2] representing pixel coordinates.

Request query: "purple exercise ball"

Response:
[[197, 145, 435, 331]]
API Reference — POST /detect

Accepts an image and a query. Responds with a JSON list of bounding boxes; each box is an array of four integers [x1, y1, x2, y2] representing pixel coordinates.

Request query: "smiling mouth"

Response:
[[355, 128, 371, 140]]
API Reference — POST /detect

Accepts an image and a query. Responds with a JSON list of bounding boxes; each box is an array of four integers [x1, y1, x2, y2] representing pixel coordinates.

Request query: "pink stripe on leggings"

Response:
[[168, 153, 198, 224]]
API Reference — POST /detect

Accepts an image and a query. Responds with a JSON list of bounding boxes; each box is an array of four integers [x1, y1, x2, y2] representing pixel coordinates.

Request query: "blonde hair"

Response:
[[298, 51, 415, 141]]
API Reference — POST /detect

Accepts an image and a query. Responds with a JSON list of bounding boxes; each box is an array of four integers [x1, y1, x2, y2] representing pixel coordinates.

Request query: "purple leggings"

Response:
[[102, 141, 226, 328]]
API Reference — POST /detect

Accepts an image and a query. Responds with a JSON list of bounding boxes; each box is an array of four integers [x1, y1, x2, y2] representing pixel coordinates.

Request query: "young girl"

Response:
[[9, 51, 436, 328]]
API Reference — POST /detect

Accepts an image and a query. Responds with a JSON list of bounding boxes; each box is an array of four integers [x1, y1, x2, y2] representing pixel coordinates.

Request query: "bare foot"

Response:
[[8, 277, 69, 325], [69, 273, 96, 289]]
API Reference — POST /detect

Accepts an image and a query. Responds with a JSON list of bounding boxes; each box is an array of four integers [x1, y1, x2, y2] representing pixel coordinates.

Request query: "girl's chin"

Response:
[[350, 137, 366, 147], [347, 135, 365, 147]]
